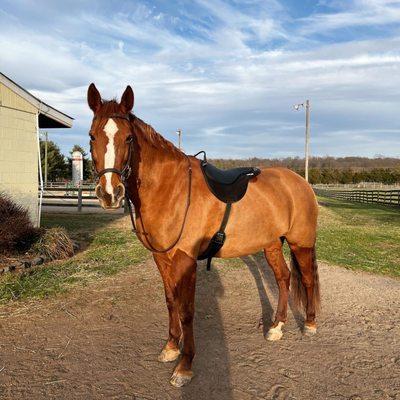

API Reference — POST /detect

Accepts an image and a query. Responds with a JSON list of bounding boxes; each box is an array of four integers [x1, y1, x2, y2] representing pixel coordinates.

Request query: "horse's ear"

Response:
[[120, 85, 134, 113], [87, 83, 102, 113]]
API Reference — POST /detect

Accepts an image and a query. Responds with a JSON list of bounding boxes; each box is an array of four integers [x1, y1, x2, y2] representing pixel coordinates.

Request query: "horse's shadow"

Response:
[[241, 252, 304, 334], [180, 262, 234, 399], [179, 252, 304, 399]]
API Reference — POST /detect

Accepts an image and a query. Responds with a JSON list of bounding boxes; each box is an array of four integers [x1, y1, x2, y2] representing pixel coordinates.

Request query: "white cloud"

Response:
[[300, 0, 400, 34], [0, 0, 399, 158]]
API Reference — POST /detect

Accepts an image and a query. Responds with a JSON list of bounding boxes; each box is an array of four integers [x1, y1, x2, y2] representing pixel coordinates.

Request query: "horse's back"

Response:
[[259, 167, 317, 207], [256, 167, 318, 247]]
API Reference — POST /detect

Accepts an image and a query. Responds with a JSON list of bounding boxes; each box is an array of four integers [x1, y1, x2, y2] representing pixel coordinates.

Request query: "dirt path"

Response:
[[0, 255, 399, 400]]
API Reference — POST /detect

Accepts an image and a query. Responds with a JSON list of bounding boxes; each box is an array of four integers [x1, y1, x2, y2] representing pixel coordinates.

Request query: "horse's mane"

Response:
[[98, 100, 182, 157], [132, 116, 182, 157]]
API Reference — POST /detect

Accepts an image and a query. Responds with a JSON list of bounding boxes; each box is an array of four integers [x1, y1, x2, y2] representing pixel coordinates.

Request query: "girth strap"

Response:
[[197, 203, 232, 271]]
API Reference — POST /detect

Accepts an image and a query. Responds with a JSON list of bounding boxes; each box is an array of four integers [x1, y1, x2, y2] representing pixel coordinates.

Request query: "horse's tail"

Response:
[[290, 245, 321, 314]]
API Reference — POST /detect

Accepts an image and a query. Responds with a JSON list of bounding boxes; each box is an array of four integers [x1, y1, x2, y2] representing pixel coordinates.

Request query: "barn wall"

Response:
[[0, 82, 39, 225]]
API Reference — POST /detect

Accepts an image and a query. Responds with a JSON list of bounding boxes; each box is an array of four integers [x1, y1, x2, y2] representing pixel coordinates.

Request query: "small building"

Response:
[[0, 72, 73, 226]]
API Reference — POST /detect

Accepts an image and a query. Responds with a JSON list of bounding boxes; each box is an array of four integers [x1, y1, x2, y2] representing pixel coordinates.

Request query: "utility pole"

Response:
[[44, 131, 48, 187], [176, 129, 182, 150], [293, 100, 311, 182], [305, 100, 310, 182]]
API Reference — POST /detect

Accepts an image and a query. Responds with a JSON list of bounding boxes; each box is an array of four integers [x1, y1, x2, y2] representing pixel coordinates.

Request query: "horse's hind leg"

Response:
[[289, 244, 320, 335], [263, 240, 291, 341]]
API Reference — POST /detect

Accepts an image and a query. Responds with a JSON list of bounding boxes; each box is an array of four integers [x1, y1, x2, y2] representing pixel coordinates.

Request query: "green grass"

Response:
[[316, 196, 400, 276], [0, 214, 149, 303]]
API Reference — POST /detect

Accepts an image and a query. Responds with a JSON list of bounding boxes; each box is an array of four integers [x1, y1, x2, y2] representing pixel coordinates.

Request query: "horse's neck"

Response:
[[140, 135, 184, 180], [132, 133, 187, 215], [127, 132, 189, 249]]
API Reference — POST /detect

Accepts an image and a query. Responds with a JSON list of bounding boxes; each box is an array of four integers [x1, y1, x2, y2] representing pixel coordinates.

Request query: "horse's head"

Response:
[[87, 83, 134, 210]]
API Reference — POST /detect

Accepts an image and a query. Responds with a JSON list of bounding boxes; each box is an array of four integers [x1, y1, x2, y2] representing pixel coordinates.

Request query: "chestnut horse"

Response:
[[87, 84, 320, 387]]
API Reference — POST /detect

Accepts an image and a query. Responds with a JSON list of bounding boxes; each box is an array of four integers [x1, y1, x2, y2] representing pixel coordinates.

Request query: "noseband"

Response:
[[91, 113, 133, 183]]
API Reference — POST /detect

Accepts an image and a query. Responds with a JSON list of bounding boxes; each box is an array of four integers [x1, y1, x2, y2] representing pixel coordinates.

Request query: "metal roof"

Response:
[[0, 72, 74, 128]]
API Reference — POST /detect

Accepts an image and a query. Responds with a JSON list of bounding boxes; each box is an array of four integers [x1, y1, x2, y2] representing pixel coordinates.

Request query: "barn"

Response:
[[0, 72, 73, 226]]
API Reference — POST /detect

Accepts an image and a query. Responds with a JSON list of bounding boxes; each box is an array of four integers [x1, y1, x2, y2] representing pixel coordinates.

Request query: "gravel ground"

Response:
[[0, 255, 399, 399]]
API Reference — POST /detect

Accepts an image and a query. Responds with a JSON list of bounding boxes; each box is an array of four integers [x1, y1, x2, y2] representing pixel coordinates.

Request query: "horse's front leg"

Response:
[[153, 254, 182, 363], [169, 250, 197, 388]]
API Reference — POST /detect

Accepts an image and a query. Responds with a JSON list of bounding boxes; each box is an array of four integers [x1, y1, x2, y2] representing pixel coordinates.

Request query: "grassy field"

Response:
[[0, 197, 399, 304], [316, 196, 400, 276]]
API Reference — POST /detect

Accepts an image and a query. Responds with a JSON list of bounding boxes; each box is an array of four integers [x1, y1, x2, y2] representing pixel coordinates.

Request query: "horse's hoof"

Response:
[[266, 321, 284, 341], [158, 347, 180, 363], [170, 370, 193, 387], [304, 324, 317, 336]]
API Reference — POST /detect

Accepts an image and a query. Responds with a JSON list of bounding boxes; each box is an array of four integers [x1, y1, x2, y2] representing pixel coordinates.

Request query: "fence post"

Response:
[[124, 197, 129, 214], [78, 187, 83, 212]]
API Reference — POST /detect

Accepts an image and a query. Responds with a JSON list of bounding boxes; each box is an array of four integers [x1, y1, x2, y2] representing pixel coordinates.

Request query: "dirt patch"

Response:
[[0, 256, 399, 399]]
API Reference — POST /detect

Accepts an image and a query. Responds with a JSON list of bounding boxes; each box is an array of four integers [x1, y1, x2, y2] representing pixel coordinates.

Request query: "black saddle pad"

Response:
[[200, 161, 261, 203]]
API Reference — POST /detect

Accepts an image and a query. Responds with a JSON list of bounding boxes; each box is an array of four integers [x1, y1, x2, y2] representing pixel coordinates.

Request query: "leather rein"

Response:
[[91, 113, 192, 254]]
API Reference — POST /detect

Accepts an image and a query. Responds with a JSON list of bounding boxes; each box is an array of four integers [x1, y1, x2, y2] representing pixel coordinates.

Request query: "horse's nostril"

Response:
[[95, 185, 104, 198], [114, 184, 125, 199]]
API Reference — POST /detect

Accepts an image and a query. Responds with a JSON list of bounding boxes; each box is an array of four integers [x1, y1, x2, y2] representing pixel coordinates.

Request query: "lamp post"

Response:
[[293, 100, 311, 182], [176, 129, 182, 150]]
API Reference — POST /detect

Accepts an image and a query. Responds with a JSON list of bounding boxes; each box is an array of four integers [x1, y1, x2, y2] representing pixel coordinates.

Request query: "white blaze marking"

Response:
[[104, 119, 118, 195]]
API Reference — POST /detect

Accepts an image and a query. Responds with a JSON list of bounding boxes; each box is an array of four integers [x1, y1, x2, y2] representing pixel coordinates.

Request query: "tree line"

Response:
[[212, 157, 400, 184], [40, 141, 400, 185], [302, 167, 399, 184]]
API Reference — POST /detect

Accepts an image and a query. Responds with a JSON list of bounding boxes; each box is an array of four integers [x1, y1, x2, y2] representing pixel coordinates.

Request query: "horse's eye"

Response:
[[90, 134, 95, 141], [126, 135, 133, 143]]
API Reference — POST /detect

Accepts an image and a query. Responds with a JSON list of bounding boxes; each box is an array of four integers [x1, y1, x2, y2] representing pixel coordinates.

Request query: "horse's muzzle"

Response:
[[95, 183, 125, 210]]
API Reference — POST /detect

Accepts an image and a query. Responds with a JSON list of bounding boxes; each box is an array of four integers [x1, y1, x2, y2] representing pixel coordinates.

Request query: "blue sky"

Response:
[[1, 0, 400, 158]]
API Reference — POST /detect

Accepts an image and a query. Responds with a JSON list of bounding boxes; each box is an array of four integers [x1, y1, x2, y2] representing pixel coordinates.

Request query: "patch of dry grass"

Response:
[[0, 214, 149, 303], [32, 228, 74, 261]]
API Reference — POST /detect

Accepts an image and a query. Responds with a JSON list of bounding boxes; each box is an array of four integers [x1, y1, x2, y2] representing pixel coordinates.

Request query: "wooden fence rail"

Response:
[[314, 188, 400, 207], [40, 187, 126, 212]]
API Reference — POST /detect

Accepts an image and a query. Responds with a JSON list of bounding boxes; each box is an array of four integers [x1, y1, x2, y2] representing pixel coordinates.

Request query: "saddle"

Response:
[[201, 162, 261, 203], [195, 151, 261, 269]]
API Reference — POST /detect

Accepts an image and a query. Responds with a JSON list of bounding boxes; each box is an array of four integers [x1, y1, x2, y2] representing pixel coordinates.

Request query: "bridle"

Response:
[[90, 112, 192, 254]]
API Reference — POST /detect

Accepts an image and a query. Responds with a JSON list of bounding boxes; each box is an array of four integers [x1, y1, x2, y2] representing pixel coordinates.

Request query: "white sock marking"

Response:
[[266, 321, 284, 341], [103, 119, 118, 196]]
